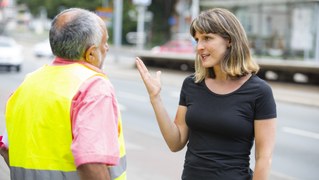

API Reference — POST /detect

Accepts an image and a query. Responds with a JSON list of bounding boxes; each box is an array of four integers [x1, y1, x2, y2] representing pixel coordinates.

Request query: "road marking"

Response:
[[118, 91, 149, 102], [118, 90, 180, 102], [170, 91, 180, 98], [125, 142, 144, 150], [282, 127, 319, 140], [118, 103, 126, 111], [270, 171, 298, 180]]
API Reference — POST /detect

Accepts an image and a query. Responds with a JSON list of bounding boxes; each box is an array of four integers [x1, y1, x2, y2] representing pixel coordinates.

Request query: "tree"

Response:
[[16, 0, 177, 47], [17, 0, 103, 18], [147, 0, 177, 46], [124, 0, 177, 47]]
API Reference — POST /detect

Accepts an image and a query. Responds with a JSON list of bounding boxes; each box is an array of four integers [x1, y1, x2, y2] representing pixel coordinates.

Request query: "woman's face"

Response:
[[194, 32, 230, 68]]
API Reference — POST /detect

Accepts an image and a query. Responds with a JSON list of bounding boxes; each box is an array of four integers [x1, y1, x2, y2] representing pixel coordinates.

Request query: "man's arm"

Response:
[[0, 136, 9, 166], [72, 77, 120, 180], [77, 163, 110, 180], [0, 146, 9, 166]]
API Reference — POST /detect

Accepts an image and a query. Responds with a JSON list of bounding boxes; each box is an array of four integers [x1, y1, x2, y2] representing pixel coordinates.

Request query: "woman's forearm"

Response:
[[253, 157, 272, 180], [150, 96, 185, 152]]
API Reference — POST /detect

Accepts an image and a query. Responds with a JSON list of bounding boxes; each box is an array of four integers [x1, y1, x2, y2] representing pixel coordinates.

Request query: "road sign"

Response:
[[96, 7, 113, 27], [126, 32, 146, 44], [133, 0, 152, 6], [96, 7, 113, 19]]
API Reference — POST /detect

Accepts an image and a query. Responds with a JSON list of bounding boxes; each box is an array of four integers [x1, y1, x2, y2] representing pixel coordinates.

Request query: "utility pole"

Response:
[[133, 0, 152, 50], [136, 5, 146, 49], [113, 0, 123, 62], [315, 2, 319, 62], [191, 0, 199, 20]]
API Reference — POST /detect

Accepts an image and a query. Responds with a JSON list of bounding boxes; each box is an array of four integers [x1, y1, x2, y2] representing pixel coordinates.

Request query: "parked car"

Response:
[[0, 36, 23, 72], [151, 39, 196, 54], [33, 38, 53, 58]]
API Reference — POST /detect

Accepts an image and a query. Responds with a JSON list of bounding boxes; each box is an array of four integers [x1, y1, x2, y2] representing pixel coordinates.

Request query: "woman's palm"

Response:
[[136, 57, 162, 98]]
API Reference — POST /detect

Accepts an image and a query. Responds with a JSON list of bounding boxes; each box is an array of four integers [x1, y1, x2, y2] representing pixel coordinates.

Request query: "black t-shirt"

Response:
[[179, 74, 276, 180]]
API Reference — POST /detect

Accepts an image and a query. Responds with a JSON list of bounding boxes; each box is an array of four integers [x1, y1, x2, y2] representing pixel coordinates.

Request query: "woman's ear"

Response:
[[84, 45, 96, 64], [227, 41, 232, 48]]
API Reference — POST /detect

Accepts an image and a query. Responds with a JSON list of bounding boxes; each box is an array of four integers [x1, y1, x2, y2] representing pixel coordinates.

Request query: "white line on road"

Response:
[[118, 103, 127, 111], [118, 91, 149, 102], [282, 127, 319, 140], [169, 91, 180, 98], [125, 142, 144, 150], [119, 90, 180, 102], [270, 171, 298, 180]]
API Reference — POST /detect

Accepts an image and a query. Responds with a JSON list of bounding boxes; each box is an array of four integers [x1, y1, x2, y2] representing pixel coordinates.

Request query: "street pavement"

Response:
[[0, 49, 317, 180], [104, 52, 319, 108], [7, 27, 319, 108], [0, 29, 318, 180]]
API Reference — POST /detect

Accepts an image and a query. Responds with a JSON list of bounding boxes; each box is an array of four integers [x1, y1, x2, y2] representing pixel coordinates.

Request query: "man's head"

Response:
[[49, 8, 109, 69]]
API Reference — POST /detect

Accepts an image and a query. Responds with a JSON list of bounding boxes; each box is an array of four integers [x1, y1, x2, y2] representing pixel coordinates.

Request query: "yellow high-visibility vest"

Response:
[[6, 63, 126, 180]]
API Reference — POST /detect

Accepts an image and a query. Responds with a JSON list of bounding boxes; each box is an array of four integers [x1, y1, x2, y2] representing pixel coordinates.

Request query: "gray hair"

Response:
[[49, 8, 103, 60]]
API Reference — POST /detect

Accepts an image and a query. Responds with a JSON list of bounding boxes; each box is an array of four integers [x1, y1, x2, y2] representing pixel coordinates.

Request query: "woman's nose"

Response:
[[196, 41, 204, 51]]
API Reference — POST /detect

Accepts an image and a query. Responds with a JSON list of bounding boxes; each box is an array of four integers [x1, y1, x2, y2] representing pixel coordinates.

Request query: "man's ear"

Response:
[[84, 45, 97, 64]]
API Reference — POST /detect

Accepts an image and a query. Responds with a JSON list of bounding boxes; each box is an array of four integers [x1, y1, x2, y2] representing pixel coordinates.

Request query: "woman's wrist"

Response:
[[150, 95, 161, 104]]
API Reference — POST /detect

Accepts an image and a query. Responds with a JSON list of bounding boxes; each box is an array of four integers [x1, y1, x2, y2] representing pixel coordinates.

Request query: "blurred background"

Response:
[[0, 0, 319, 180]]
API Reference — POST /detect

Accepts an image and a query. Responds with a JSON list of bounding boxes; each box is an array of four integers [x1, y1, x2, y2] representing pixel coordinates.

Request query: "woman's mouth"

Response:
[[200, 54, 210, 61]]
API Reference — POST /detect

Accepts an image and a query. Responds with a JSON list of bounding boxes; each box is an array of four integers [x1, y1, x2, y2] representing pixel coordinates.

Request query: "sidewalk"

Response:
[[8, 29, 319, 106], [105, 53, 319, 108], [8, 28, 319, 108], [270, 81, 319, 107]]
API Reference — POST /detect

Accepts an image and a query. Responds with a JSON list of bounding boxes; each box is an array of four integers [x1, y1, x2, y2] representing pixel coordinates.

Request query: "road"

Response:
[[106, 58, 319, 180], [0, 36, 319, 180]]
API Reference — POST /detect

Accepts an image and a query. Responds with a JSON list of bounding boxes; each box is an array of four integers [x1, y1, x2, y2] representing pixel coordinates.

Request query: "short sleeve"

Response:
[[71, 76, 120, 167], [254, 82, 277, 120], [179, 75, 194, 106], [179, 76, 190, 106]]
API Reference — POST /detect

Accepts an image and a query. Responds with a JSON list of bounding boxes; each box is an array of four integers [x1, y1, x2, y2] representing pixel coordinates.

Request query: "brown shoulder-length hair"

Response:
[[190, 8, 259, 83]]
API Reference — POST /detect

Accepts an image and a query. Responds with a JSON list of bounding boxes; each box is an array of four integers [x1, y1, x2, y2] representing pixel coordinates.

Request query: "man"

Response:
[[0, 8, 126, 180]]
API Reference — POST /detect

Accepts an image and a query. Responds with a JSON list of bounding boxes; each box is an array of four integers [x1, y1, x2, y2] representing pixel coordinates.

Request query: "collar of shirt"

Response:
[[52, 57, 105, 74]]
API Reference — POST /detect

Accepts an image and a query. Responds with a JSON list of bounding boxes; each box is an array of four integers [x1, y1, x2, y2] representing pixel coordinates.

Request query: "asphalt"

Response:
[[104, 54, 318, 180], [7, 28, 319, 108], [104, 52, 319, 108], [2, 30, 317, 180]]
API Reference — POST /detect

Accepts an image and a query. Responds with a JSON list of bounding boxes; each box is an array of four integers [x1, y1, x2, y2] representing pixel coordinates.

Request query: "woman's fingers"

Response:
[[135, 57, 162, 97], [156, 71, 161, 82], [135, 57, 149, 82], [135, 57, 148, 74]]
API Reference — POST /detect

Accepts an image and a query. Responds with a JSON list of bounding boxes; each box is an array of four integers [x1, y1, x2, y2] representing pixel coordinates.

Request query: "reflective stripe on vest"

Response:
[[110, 111, 127, 180], [6, 63, 126, 180], [11, 167, 79, 180], [109, 155, 127, 179]]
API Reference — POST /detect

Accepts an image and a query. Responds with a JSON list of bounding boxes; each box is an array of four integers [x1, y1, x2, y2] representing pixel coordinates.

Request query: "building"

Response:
[[0, 0, 17, 33], [176, 0, 319, 61]]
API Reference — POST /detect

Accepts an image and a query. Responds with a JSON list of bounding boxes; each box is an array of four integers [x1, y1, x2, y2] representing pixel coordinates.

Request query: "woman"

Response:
[[136, 8, 276, 180]]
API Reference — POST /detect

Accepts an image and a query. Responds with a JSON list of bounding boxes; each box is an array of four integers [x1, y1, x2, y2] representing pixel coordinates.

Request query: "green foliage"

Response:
[[147, 0, 176, 47], [16, 0, 177, 47], [17, 0, 103, 18], [121, 1, 137, 45]]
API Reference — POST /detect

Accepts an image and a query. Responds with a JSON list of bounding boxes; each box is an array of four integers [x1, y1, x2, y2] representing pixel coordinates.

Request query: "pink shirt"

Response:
[[53, 58, 120, 167], [2, 58, 120, 167]]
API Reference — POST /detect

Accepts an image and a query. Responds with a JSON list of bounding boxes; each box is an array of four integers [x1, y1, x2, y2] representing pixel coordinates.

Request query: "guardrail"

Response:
[[135, 50, 319, 85]]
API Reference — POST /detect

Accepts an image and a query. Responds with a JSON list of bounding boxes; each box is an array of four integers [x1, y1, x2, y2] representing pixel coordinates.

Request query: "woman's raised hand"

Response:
[[135, 57, 162, 99]]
